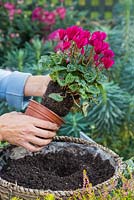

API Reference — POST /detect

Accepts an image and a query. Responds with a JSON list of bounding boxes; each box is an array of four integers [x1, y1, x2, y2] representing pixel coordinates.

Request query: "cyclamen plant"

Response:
[[40, 25, 114, 115]]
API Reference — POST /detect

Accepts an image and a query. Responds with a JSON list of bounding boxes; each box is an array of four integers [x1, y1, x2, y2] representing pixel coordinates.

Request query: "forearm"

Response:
[[0, 70, 31, 110], [24, 75, 51, 97], [0, 70, 51, 110]]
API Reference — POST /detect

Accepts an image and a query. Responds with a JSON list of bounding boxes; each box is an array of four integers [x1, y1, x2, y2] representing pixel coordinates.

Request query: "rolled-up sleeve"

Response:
[[0, 70, 31, 110]]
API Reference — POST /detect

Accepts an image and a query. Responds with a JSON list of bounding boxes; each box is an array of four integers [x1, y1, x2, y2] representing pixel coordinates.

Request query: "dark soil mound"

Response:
[[0, 146, 115, 191], [41, 81, 74, 117]]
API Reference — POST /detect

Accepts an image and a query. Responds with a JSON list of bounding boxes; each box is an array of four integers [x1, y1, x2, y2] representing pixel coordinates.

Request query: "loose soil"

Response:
[[0, 147, 115, 191], [41, 81, 74, 117]]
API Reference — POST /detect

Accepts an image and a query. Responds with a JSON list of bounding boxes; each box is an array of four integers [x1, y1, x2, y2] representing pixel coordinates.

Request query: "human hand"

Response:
[[0, 112, 58, 152], [24, 75, 51, 97]]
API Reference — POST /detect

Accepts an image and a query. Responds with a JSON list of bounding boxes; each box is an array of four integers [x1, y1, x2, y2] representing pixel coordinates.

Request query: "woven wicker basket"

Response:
[[0, 136, 125, 200]]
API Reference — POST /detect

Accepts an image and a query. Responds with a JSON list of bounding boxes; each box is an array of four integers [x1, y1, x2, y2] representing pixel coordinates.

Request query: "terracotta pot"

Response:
[[25, 100, 64, 127]]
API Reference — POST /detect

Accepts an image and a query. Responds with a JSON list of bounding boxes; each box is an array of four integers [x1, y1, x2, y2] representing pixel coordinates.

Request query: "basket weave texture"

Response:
[[0, 136, 125, 200]]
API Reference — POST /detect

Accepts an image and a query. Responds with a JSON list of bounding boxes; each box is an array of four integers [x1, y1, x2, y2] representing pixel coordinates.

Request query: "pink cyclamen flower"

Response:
[[74, 37, 88, 49], [47, 26, 114, 69], [66, 26, 82, 40], [101, 57, 114, 69], [63, 41, 71, 50], [94, 54, 99, 61], [94, 40, 109, 54], [48, 29, 60, 40], [90, 31, 107, 41], [73, 30, 90, 49], [66, 25, 82, 40], [59, 29, 66, 40], [56, 26, 90, 51], [56, 7, 66, 20], [32, 7, 44, 21], [103, 49, 114, 57], [4, 2, 15, 10]]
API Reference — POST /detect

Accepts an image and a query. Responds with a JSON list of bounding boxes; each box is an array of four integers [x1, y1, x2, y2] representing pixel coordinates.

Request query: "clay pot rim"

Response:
[[27, 106, 56, 122], [28, 99, 65, 125]]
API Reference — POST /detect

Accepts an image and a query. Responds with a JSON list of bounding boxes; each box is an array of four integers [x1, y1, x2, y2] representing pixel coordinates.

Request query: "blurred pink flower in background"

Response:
[[32, 8, 56, 25], [4, 2, 15, 10], [32, 7, 44, 21], [56, 7, 66, 20], [32, 6, 66, 27], [4, 2, 22, 21], [43, 11, 56, 25], [8, 9, 15, 20]]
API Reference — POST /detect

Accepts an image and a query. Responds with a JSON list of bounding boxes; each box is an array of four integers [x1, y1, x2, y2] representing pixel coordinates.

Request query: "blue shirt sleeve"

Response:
[[0, 69, 31, 110]]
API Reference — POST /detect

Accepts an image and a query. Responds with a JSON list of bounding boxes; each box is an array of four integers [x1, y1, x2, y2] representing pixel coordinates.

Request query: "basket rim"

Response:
[[0, 136, 126, 197]]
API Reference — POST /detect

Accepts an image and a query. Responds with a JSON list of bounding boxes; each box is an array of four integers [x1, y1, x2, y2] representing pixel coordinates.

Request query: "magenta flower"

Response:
[[32, 7, 44, 21], [66, 25, 82, 40], [4, 2, 15, 10], [94, 54, 99, 61], [101, 57, 114, 69], [89, 31, 107, 45], [32, 7, 56, 25], [103, 49, 114, 57], [4, 2, 22, 21], [74, 37, 88, 49], [9, 9, 16, 21], [73, 30, 90, 49], [48, 29, 60, 40], [63, 41, 71, 50], [43, 11, 56, 25], [59, 29, 66, 40], [48, 26, 114, 69], [56, 7, 66, 20], [94, 40, 109, 54]]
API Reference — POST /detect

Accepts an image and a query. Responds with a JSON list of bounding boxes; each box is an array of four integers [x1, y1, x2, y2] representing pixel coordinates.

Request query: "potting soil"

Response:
[[0, 142, 115, 191]]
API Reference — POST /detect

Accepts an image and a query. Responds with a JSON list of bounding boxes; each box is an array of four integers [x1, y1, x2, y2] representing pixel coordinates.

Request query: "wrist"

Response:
[[24, 75, 51, 97]]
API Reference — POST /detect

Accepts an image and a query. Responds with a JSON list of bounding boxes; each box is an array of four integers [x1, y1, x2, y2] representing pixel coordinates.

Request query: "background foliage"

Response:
[[0, 0, 134, 160]]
